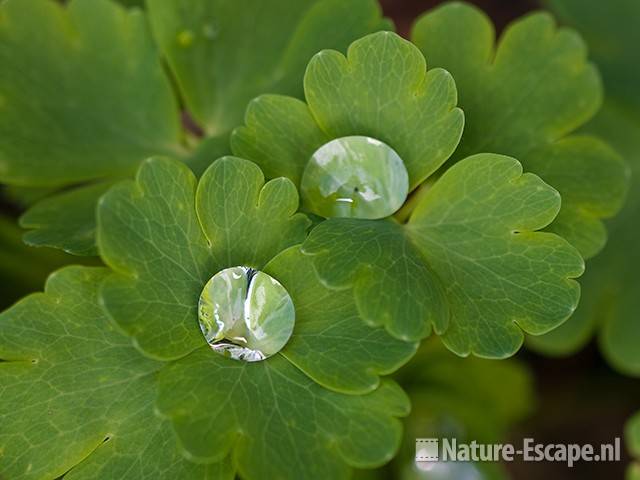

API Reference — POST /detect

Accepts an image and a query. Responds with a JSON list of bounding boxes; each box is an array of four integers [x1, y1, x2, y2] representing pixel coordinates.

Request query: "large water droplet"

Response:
[[198, 266, 295, 362], [301, 136, 409, 219]]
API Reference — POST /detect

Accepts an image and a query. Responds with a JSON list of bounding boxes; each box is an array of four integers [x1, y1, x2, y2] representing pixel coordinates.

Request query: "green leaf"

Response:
[[97, 158, 215, 360], [0, 214, 82, 309], [92, 156, 415, 476], [265, 246, 418, 393], [304, 154, 584, 357], [97, 156, 308, 360], [196, 157, 310, 268], [0, 0, 183, 187], [0, 0, 185, 255], [545, 0, 640, 112], [0, 266, 232, 479], [231, 31, 464, 189], [146, 0, 389, 136], [184, 133, 231, 178], [530, 0, 640, 376], [232, 94, 330, 185], [2, 0, 388, 256], [302, 218, 449, 342], [528, 105, 640, 366], [20, 182, 113, 256], [411, 2, 628, 258], [98, 156, 413, 392], [156, 349, 409, 478]]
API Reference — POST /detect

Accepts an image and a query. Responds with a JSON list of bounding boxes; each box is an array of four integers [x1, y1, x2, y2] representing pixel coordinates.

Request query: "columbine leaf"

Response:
[[146, 0, 388, 136], [231, 31, 464, 189], [0, 0, 183, 186], [97, 157, 308, 360], [98, 156, 413, 393], [4, 0, 385, 256], [301, 218, 449, 341], [0, 214, 81, 309], [304, 154, 584, 357], [528, 106, 640, 366], [411, 2, 628, 258], [545, 0, 640, 113], [156, 350, 408, 479], [20, 182, 113, 256], [196, 158, 310, 268], [529, 0, 640, 376], [409, 154, 583, 356], [0, 267, 232, 479], [0, 0, 184, 255], [265, 246, 418, 393], [97, 158, 215, 360]]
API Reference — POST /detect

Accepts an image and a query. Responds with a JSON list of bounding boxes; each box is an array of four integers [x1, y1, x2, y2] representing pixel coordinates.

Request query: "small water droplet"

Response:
[[198, 266, 295, 362], [301, 136, 409, 219], [202, 23, 218, 39], [177, 29, 195, 47]]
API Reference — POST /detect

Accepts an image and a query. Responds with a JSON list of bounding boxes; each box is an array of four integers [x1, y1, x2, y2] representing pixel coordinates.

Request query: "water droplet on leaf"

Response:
[[202, 24, 218, 39], [198, 267, 295, 362], [301, 136, 409, 219], [177, 30, 194, 47]]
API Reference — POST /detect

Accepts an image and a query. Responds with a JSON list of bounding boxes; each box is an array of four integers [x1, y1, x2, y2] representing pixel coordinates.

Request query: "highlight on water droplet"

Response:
[[198, 266, 295, 362], [300, 136, 409, 219]]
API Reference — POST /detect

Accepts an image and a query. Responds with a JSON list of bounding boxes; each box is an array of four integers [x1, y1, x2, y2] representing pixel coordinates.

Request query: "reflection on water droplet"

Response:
[[177, 30, 194, 47], [198, 266, 295, 362], [301, 136, 409, 219]]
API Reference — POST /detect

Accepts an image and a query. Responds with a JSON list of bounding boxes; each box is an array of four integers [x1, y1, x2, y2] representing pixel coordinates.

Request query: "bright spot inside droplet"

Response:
[[300, 136, 409, 219], [198, 266, 295, 362]]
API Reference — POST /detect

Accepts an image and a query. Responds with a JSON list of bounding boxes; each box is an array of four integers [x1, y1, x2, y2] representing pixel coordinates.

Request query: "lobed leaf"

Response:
[[196, 157, 310, 268], [411, 2, 629, 258], [146, 0, 389, 136], [156, 349, 409, 479], [0, 267, 231, 479], [232, 31, 464, 189], [97, 157, 308, 360], [302, 218, 449, 342], [265, 246, 418, 393], [0, 214, 81, 309], [0, 0, 183, 187], [0, 0, 185, 255], [304, 154, 584, 357], [98, 158, 216, 360], [20, 182, 114, 256], [3, 0, 387, 256], [529, 0, 640, 376], [98, 156, 414, 393]]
